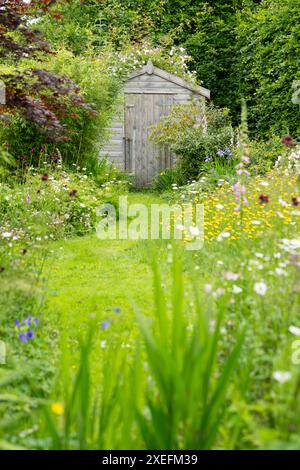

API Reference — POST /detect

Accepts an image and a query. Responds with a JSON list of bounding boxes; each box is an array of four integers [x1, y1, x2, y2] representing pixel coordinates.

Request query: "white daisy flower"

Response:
[[254, 282, 268, 296]]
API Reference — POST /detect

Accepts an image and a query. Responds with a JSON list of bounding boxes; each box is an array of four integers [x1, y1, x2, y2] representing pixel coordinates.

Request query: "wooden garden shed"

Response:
[[101, 60, 210, 186]]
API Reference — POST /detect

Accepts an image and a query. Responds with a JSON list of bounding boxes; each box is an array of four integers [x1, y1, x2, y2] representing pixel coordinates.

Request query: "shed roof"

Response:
[[126, 60, 210, 100]]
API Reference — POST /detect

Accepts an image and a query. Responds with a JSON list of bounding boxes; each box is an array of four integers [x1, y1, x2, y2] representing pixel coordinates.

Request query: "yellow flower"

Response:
[[51, 402, 64, 416]]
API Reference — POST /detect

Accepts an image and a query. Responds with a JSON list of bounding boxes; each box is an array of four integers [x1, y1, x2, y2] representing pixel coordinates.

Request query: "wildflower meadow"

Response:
[[0, 0, 300, 461]]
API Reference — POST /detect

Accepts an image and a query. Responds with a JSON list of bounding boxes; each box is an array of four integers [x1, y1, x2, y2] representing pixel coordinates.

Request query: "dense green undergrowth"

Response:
[[1, 162, 300, 448], [1, 0, 300, 451]]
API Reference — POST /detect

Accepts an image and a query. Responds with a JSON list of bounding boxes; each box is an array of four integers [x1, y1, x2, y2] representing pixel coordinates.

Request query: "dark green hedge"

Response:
[[237, 0, 300, 138]]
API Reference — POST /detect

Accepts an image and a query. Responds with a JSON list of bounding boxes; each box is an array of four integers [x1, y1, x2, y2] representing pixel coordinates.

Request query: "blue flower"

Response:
[[205, 156, 212, 163], [216, 149, 225, 157], [101, 320, 110, 330], [27, 330, 34, 340], [34, 317, 39, 326], [23, 315, 32, 325], [19, 333, 28, 343], [225, 148, 233, 158], [14, 319, 21, 328], [113, 307, 121, 314]]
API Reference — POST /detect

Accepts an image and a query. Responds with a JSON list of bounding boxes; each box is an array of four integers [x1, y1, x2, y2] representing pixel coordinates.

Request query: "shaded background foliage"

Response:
[[1, 0, 300, 169], [41, 0, 300, 139], [237, 0, 300, 137]]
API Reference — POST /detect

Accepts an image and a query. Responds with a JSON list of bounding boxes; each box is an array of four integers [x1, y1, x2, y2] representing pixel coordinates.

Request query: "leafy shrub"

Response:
[[248, 137, 287, 175], [40, 0, 203, 62], [0, 49, 120, 171], [91, 157, 132, 187], [105, 42, 197, 83], [0, 1, 97, 145], [152, 167, 186, 192], [151, 102, 234, 181]]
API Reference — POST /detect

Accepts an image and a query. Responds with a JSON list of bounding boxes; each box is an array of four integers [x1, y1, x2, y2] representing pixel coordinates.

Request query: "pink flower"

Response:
[[224, 272, 240, 281]]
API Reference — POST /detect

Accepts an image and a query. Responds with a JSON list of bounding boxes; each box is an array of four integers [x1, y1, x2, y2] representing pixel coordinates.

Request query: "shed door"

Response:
[[125, 93, 174, 187]]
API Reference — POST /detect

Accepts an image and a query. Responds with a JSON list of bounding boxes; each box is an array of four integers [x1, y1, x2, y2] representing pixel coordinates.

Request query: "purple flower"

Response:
[[216, 149, 225, 157], [101, 320, 110, 330], [27, 330, 34, 340], [225, 148, 233, 158], [34, 317, 39, 326], [26, 195, 31, 204], [14, 319, 21, 328], [113, 307, 121, 314], [232, 182, 242, 201], [205, 156, 212, 163], [19, 333, 28, 343], [23, 315, 32, 325], [233, 182, 247, 211]]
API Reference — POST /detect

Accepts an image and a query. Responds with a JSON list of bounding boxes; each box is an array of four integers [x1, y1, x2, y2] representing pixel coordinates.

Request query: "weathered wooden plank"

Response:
[[124, 90, 176, 94], [125, 81, 184, 92], [105, 138, 122, 145], [109, 124, 123, 130], [174, 92, 193, 100], [103, 148, 123, 155], [101, 151, 123, 158], [103, 138, 123, 146]]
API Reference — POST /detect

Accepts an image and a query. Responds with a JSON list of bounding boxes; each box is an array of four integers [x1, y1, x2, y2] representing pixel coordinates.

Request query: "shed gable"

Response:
[[125, 61, 210, 99], [124, 72, 195, 95]]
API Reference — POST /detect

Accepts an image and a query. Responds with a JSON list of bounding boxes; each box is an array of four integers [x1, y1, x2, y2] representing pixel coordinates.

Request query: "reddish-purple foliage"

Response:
[[0, 1, 96, 141], [281, 135, 295, 148]]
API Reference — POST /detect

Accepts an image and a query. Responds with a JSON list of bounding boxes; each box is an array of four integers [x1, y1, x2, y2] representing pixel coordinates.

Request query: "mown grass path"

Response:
[[44, 193, 166, 349]]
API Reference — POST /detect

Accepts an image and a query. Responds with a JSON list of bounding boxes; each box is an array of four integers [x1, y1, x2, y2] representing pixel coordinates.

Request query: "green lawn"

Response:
[[43, 189, 228, 347], [43, 193, 169, 365], [45, 235, 155, 336]]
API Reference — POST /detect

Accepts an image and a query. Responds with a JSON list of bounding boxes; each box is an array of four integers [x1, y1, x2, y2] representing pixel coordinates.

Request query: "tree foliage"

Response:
[[40, 1, 262, 127], [2, 0, 299, 143], [0, 0, 95, 141], [237, 0, 300, 137]]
